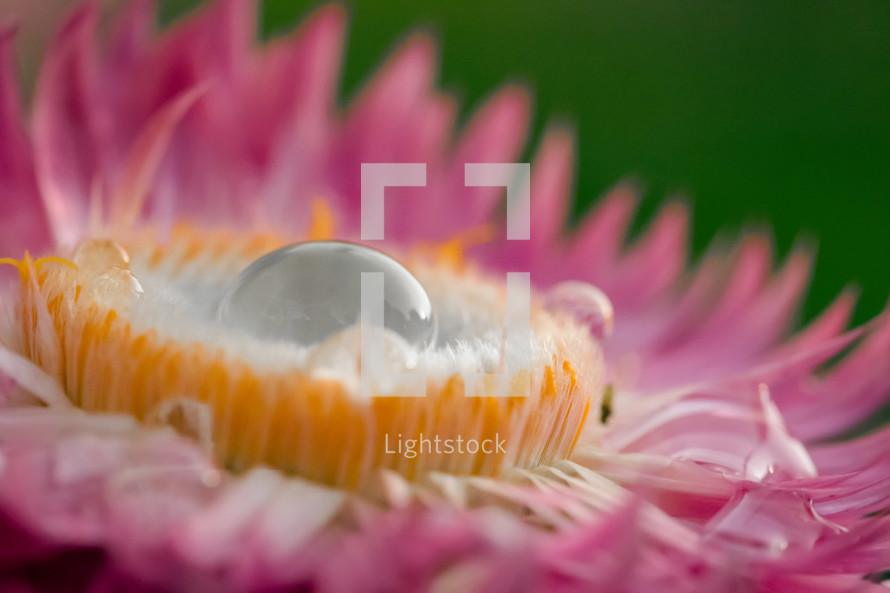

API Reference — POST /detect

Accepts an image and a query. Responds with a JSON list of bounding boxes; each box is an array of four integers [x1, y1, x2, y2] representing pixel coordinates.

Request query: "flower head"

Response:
[[0, 1, 888, 592]]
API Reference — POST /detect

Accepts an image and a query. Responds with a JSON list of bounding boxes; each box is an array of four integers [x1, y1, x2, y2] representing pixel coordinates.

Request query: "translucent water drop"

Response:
[[217, 241, 436, 348], [544, 281, 614, 341]]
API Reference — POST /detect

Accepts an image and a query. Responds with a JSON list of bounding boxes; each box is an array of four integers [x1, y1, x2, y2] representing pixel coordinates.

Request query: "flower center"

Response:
[[4, 226, 604, 491]]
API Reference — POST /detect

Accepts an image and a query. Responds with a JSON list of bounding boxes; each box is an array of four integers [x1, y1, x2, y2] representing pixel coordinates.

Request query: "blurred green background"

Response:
[[165, 0, 890, 326]]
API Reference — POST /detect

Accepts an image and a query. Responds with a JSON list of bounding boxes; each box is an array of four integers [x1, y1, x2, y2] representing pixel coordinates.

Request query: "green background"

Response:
[[165, 0, 890, 327]]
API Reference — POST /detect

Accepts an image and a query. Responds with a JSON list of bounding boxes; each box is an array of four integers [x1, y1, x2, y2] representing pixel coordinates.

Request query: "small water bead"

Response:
[[544, 281, 614, 341], [217, 241, 436, 348]]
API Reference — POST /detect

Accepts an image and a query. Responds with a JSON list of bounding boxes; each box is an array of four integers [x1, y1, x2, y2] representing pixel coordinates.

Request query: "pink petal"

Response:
[[0, 342, 70, 408], [564, 183, 638, 281], [109, 84, 206, 230], [32, 6, 107, 248], [0, 27, 51, 258]]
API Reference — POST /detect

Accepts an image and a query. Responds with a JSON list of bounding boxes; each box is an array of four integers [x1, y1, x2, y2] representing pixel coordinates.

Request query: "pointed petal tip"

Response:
[[735, 229, 774, 263], [0, 22, 18, 40], [117, 0, 156, 25], [380, 29, 439, 81], [351, 28, 440, 110], [490, 82, 532, 116], [609, 177, 644, 202], [784, 240, 817, 277], [51, 2, 99, 45], [804, 286, 859, 336], [833, 286, 860, 315], [538, 124, 576, 156], [635, 198, 690, 254], [657, 198, 691, 226], [527, 126, 577, 242], [595, 181, 642, 218], [36, 3, 98, 91], [402, 28, 439, 53], [398, 31, 440, 81], [533, 126, 576, 182], [788, 230, 820, 260], [301, 2, 349, 36], [0, 27, 19, 68], [463, 83, 532, 152]]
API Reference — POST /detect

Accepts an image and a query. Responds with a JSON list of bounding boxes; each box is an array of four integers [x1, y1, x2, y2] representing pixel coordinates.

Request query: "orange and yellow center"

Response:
[[3, 226, 601, 490]]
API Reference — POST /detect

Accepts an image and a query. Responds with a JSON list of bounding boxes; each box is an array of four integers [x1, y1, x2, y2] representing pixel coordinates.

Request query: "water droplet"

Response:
[[544, 281, 614, 341], [217, 241, 436, 348], [73, 239, 130, 273], [88, 267, 143, 312]]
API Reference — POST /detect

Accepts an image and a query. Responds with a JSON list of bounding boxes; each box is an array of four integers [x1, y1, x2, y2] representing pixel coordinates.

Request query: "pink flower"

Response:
[[0, 1, 888, 592]]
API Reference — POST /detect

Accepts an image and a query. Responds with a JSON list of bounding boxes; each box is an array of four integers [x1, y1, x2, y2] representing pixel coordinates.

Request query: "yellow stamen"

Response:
[[417, 224, 496, 268], [0, 255, 78, 274], [35, 257, 78, 272], [307, 197, 336, 241]]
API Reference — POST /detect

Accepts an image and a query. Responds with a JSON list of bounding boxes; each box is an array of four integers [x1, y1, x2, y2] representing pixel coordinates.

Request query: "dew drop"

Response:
[[544, 281, 614, 341], [217, 241, 436, 348]]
